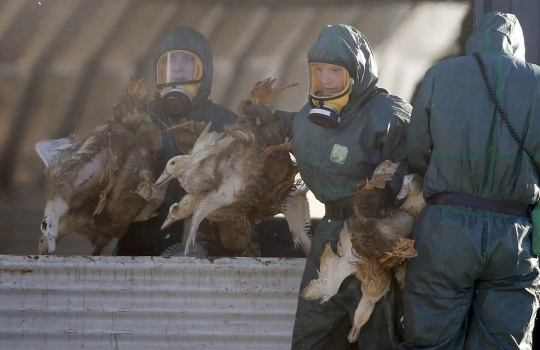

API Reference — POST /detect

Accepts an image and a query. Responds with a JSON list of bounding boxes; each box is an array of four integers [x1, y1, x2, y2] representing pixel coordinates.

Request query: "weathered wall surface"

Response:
[[0, 0, 470, 255]]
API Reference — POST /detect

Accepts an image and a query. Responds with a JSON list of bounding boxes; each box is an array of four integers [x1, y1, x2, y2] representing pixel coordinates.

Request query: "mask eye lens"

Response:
[[309, 62, 349, 98], [156, 50, 203, 86]]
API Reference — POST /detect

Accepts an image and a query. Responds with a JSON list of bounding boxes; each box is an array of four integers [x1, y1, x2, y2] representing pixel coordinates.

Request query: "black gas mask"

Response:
[[156, 50, 204, 119], [156, 87, 193, 119], [308, 62, 352, 129], [308, 105, 342, 129]]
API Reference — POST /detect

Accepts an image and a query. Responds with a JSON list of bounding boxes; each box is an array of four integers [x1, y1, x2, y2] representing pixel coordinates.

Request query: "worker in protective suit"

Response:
[[400, 12, 540, 350], [115, 26, 237, 256], [241, 24, 411, 349]]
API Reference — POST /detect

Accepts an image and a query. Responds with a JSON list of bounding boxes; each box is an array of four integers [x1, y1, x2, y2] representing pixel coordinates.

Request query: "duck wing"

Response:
[[281, 185, 312, 256], [35, 134, 79, 168], [180, 136, 233, 194], [301, 243, 358, 303], [183, 175, 245, 256], [167, 120, 212, 154], [92, 143, 155, 237], [301, 224, 359, 303]]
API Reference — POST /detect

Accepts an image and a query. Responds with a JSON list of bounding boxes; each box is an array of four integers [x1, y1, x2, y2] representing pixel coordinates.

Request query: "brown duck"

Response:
[[36, 78, 164, 255], [301, 162, 425, 343]]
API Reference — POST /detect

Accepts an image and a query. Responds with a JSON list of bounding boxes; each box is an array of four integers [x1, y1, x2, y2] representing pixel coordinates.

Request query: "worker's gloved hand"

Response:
[[240, 99, 276, 126], [113, 92, 143, 121], [353, 186, 395, 217]]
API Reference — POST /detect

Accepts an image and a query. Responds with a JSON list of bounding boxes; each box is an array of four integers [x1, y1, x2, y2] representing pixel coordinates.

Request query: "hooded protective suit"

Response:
[[400, 12, 540, 349], [116, 27, 237, 256], [276, 24, 410, 349]]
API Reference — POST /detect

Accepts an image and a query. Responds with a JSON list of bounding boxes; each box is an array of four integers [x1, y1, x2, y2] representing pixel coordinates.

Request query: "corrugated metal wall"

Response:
[[474, 0, 539, 65], [0, 255, 304, 349]]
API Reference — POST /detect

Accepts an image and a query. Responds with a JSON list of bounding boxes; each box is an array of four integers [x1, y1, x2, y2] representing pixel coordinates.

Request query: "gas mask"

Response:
[[308, 62, 353, 128], [156, 50, 204, 119]]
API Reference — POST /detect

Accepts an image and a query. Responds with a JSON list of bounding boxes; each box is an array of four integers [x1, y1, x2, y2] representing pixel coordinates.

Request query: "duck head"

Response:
[[156, 155, 190, 186], [161, 203, 183, 230], [40, 197, 69, 253], [396, 174, 422, 200]]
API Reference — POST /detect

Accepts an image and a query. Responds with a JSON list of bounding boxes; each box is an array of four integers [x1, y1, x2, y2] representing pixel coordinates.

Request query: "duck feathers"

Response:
[[300, 167, 425, 344], [161, 78, 304, 257], [37, 77, 164, 254], [300, 225, 359, 303], [281, 184, 312, 256]]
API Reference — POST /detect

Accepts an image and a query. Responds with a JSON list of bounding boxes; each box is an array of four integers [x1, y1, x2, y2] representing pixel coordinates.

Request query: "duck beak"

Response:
[[46, 234, 56, 253], [161, 215, 176, 230], [39, 236, 48, 255], [396, 182, 410, 200], [156, 170, 171, 186]]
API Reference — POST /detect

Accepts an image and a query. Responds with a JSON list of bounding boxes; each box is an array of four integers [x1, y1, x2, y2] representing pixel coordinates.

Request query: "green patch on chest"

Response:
[[330, 144, 348, 164]]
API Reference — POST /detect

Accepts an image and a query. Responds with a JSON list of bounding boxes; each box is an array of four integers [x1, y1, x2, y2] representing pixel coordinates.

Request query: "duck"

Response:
[[157, 78, 311, 257], [300, 162, 425, 343], [36, 77, 165, 255], [280, 184, 312, 255]]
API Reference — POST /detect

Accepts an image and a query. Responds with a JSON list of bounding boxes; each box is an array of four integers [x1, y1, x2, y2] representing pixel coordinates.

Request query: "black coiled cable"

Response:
[[473, 52, 525, 151]]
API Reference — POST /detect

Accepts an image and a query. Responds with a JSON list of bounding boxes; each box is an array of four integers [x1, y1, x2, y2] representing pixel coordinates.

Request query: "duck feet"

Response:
[[134, 174, 166, 221], [379, 237, 417, 268], [264, 141, 292, 155], [93, 176, 117, 216]]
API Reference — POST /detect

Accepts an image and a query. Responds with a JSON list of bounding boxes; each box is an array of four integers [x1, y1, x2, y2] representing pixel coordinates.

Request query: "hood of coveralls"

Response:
[[465, 11, 525, 60], [307, 24, 379, 112], [153, 26, 213, 106]]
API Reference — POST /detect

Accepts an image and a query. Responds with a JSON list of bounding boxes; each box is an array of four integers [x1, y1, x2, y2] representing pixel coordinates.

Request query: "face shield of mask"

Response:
[[156, 50, 204, 118], [308, 62, 352, 128]]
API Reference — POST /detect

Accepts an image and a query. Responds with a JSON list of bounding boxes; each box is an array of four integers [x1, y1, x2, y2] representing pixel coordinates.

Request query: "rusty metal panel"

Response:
[[0, 255, 305, 349]]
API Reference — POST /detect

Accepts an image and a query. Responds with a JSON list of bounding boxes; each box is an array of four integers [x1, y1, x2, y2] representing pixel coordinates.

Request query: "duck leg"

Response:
[[92, 234, 113, 256], [348, 260, 392, 343], [75, 223, 112, 256], [184, 175, 242, 256], [393, 263, 407, 290]]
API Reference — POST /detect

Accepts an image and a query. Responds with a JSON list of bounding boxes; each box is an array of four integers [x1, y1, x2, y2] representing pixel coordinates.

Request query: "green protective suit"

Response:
[[116, 27, 237, 256], [400, 12, 540, 350], [276, 25, 411, 349]]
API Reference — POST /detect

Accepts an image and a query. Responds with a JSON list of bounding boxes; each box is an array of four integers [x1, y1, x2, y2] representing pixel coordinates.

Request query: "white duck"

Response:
[[301, 165, 425, 343], [157, 78, 311, 257]]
